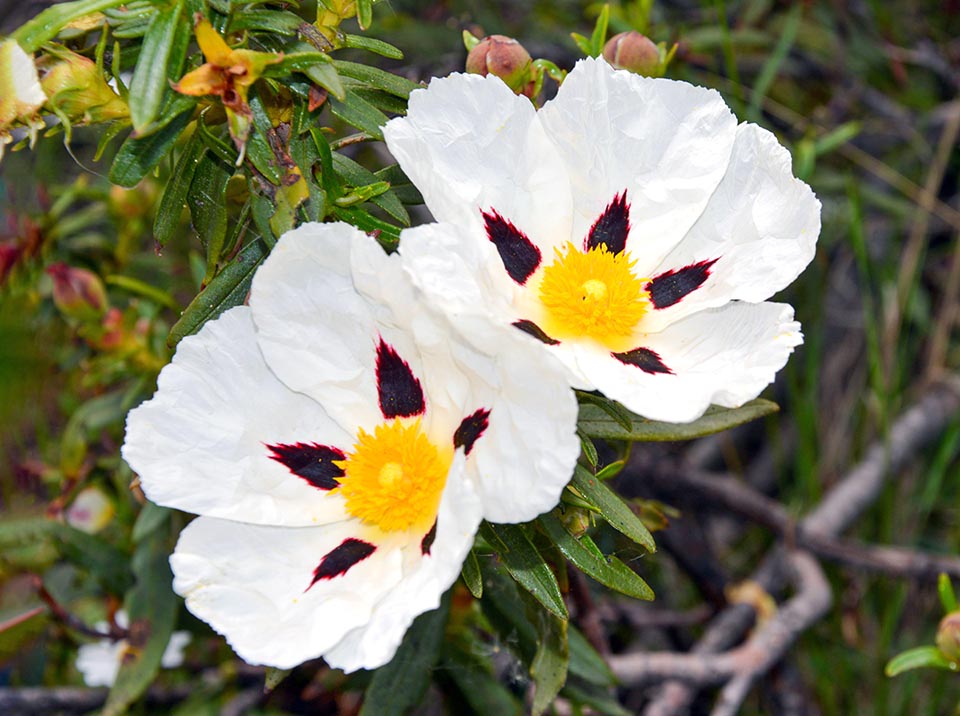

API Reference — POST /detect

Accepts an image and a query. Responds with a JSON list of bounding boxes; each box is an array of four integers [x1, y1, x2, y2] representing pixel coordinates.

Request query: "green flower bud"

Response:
[[465, 35, 535, 98], [603, 31, 663, 77], [39, 50, 128, 125], [936, 612, 960, 661], [46, 263, 108, 321], [559, 506, 592, 538]]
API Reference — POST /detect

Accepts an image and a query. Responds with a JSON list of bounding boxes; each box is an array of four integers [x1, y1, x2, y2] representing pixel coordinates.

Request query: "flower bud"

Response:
[[603, 31, 664, 77], [66, 486, 115, 534], [0, 39, 46, 157], [466, 35, 535, 98], [559, 506, 592, 538], [46, 263, 108, 321], [39, 50, 128, 125], [937, 612, 960, 661]]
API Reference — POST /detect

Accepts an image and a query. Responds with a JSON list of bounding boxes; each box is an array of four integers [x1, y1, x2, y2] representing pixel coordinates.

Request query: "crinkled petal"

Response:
[[171, 517, 404, 670], [123, 306, 353, 527], [640, 123, 821, 331], [575, 302, 801, 423], [538, 58, 738, 272], [383, 72, 573, 255], [323, 452, 481, 672]]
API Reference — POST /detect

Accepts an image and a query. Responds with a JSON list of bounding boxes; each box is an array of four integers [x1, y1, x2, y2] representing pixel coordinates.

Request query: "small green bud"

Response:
[[39, 49, 128, 125], [602, 31, 663, 77], [936, 612, 960, 661], [559, 506, 591, 538], [465, 35, 535, 98], [46, 262, 108, 321]]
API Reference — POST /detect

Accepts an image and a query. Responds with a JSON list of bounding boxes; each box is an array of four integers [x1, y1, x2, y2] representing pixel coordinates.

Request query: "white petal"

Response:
[[161, 631, 191, 668], [171, 517, 404, 670], [640, 123, 821, 331], [579, 302, 802, 423], [324, 453, 482, 672], [123, 306, 353, 527], [538, 58, 738, 271], [76, 640, 123, 687], [383, 72, 573, 254]]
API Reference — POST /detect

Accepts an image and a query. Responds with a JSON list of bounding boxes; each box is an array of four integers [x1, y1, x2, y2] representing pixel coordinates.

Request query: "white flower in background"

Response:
[[65, 486, 115, 534], [384, 57, 821, 423], [0, 39, 46, 157], [122, 223, 578, 672], [76, 611, 190, 687]]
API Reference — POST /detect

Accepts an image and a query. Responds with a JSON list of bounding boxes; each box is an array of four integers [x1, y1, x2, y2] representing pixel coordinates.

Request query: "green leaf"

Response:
[[540, 512, 654, 600], [105, 274, 179, 310], [561, 682, 631, 716], [228, 8, 302, 35], [576, 391, 633, 432], [462, 29, 480, 51], [356, 0, 373, 30], [531, 610, 568, 716], [939, 573, 958, 613], [103, 530, 178, 716], [329, 89, 390, 139], [461, 549, 482, 599], [571, 465, 656, 553], [131, 503, 170, 543], [594, 461, 624, 481], [567, 627, 615, 687], [12, 0, 127, 52], [577, 399, 780, 442], [482, 523, 567, 620], [154, 128, 204, 248], [333, 60, 419, 99], [168, 239, 269, 346], [441, 641, 522, 716], [330, 206, 401, 250], [885, 646, 958, 677], [332, 153, 408, 223], [360, 592, 450, 716], [343, 34, 404, 59], [110, 109, 194, 188], [589, 4, 610, 57], [570, 32, 593, 57], [0, 607, 48, 661], [747, 3, 802, 123], [128, 0, 185, 132], [303, 61, 345, 101], [187, 152, 233, 284], [577, 428, 599, 467], [264, 667, 291, 693]]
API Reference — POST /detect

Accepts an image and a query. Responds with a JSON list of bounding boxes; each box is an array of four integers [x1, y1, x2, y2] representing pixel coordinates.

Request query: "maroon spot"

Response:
[[585, 191, 631, 254], [376, 339, 425, 419], [513, 319, 560, 346], [267, 442, 345, 490], [421, 520, 438, 556], [612, 347, 674, 375], [308, 538, 376, 589], [454, 408, 491, 456], [482, 210, 541, 285], [646, 258, 718, 309]]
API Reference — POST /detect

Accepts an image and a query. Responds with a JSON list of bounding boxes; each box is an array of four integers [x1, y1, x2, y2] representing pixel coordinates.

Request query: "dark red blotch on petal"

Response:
[[421, 520, 438, 556], [513, 319, 560, 345], [376, 339, 426, 419], [454, 408, 491, 456], [308, 538, 376, 589], [612, 347, 674, 375], [646, 258, 719, 309], [267, 442, 345, 490], [482, 210, 541, 285], [585, 191, 631, 254]]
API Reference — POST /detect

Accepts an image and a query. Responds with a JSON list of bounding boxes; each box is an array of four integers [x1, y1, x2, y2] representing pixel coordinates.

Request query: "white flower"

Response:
[[76, 611, 190, 687], [384, 57, 820, 423], [122, 223, 578, 672]]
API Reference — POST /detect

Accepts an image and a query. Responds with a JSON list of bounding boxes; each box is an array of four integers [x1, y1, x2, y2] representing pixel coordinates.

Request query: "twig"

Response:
[[641, 378, 960, 716], [32, 576, 127, 641], [568, 567, 610, 657], [0, 686, 193, 714]]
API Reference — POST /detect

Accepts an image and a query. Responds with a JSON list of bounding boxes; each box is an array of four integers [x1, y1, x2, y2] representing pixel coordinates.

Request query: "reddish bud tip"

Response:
[[466, 35, 535, 97]]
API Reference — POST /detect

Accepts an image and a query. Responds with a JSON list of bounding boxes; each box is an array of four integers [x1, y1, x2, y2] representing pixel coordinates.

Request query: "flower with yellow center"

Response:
[[538, 242, 650, 351], [122, 222, 579, 673]]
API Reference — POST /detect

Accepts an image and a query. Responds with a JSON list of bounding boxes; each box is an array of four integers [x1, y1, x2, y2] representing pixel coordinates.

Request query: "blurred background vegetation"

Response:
[[1, 1, 959, 714]]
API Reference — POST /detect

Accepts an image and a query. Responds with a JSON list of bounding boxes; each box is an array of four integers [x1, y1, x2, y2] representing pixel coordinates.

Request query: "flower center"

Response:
[[336, 419, 450, 533], [538, 242, 650, 350]]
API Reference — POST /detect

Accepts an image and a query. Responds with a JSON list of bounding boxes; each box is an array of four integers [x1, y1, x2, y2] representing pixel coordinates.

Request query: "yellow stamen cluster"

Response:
[[337, 419, 450, 533], [538, 242, 650, 350]]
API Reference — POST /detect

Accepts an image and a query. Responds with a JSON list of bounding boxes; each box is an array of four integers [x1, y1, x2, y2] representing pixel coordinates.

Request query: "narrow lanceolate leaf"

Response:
[[103, 530, 178, 716], [461, 549, 483, 599], [110, 110, 194, 188], [264, 667, 290, 693], [482, 523, 567, 620], [939, 573, 958, 613], [567, 627, 615, 687], [571, 465, 656, 553], [343, 34, 403, 59], [441, 642, 523, 716], [333, 60, 419, 99], [128, 0, 184, 132], [577, 399, 780, 442], [576, 391, 633, 432], [12, 0, 127, 52], [356, 0, 373, 30], [530, 610, 568, 716], [154, 130, 205, 248], [885, 646, 957, 677], [187, 152, 233, 284], [360, 592, 451, 716], [540, 512, 654, 600], [329, 89, 389, 140], [168, 239, 268, 346]]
